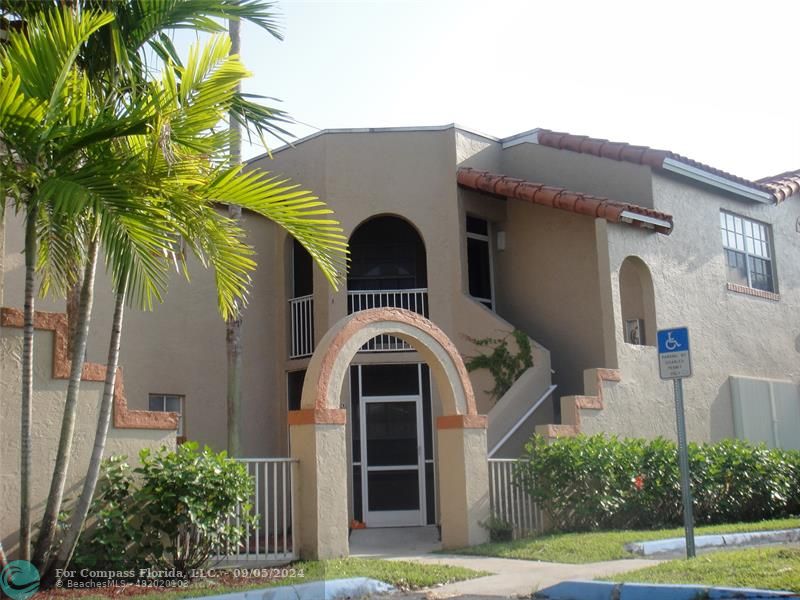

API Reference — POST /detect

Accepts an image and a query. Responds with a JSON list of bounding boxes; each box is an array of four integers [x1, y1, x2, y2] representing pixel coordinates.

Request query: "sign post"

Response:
[[657, 327, 696, 558]]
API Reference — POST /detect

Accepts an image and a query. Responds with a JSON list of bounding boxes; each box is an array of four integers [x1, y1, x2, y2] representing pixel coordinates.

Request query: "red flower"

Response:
[[633, 474, 645, 491]]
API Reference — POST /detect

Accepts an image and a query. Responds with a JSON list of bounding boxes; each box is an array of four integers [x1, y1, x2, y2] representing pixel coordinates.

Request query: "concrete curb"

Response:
[[534, 580, 795, 599], [624, 528, 800, 556], [197, 577, 394, 600]]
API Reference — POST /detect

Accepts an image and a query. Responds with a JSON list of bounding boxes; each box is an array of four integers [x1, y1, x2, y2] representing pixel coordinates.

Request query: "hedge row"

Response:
[[514, 434, 800, 532]]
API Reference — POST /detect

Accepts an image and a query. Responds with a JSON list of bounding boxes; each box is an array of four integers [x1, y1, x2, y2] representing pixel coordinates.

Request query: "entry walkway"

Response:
[[350, 527, 662, 598], [350, 526, 441, 558]]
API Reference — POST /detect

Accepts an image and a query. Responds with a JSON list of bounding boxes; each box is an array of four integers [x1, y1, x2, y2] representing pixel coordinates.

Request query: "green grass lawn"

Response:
[[604, 547, 800, 592], [450, 517, 800, 564], [55, 559, 487, 600]]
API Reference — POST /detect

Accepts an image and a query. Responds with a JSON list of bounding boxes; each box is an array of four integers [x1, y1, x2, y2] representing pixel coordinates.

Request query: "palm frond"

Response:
[[124, 0, 282, 52], [202, 166, 349, 290], [3, 7, 113, 113]]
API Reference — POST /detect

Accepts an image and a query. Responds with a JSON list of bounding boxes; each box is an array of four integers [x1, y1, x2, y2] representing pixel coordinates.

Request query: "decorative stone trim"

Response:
[[436, 414, 488, 430], [534, 424, 579, 438], [288, 408, 347, 425], [535, 368, 621, 438], [1, 307, 178, 431], [726, 282, 780, 302], [313, 307, 478, 416]]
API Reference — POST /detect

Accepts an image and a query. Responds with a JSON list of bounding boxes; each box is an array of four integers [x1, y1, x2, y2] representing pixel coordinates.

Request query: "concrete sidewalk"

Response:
[[350, 527, 661, 598], [391, 553, 662, 598]]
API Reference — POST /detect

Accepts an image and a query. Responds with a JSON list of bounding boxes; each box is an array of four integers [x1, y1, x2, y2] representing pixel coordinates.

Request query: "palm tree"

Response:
[[2, 2, 347, 570], [227, 11, 244, 458], [0, 7, 120, 561]]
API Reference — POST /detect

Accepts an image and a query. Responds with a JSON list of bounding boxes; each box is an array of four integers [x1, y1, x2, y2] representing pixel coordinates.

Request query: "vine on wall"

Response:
[[465, 329, 533, 403]]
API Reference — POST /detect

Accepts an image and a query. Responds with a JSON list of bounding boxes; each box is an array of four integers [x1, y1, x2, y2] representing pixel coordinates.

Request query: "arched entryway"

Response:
[[288, 308, 489, 559]]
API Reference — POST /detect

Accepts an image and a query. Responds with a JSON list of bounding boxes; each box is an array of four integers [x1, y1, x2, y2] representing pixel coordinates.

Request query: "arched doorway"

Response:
[[619, 256, 657, 346], [288, 308, 489, 559]]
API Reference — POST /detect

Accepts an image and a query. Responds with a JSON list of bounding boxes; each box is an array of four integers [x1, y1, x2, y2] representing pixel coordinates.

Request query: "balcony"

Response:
[[289, 215, 429, 359], [348, 288, 429, 352], [289, 294, 314, 359], [288, 289, 430, 359]]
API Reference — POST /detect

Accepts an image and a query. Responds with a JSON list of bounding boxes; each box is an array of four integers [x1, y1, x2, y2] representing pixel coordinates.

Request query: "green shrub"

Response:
[[71, 455, 142, 571], [515, 434, 800, 532], [73, 443, 254, 573], [480, 514, 514, 542]]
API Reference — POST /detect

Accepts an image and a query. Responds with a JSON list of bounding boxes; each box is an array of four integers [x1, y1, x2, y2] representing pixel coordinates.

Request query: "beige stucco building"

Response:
[[2, 124, 799, 552]]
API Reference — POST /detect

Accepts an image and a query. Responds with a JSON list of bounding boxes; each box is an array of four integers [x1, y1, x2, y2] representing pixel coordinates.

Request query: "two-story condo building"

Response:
[[2, 124, 799, 536]]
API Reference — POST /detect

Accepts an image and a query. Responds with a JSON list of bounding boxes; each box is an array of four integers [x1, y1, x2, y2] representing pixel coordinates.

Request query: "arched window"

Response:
[[619, 256, 656, 347], [348, 216, 427, 291]]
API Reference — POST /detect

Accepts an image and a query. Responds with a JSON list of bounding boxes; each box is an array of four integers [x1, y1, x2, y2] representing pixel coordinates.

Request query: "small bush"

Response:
[[74, 442, 254, 573], [516, 434, 800, 532], [480, 514, 514, 542]]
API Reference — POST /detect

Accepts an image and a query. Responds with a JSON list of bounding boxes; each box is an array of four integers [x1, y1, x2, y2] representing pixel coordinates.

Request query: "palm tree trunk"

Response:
[[66, 273, 84, 356], [49, 281, 126, 575], [20, 202, 37, 562], [226, 14, 243, 457], [33, 235, 99, 568]]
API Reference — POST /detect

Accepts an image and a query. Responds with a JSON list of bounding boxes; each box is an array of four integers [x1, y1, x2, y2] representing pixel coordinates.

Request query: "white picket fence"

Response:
[[217, 458, 298, 563], [488, 458, 544, 538]]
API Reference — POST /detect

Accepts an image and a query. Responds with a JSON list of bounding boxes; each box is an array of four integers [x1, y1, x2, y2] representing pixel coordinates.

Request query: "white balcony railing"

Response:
[[347, 288, 428, 352], [289, 294, 314, 359]]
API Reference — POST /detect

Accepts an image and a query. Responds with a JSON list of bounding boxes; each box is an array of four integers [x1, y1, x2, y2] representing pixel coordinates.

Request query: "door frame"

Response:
[[358, 367, 427, 527]]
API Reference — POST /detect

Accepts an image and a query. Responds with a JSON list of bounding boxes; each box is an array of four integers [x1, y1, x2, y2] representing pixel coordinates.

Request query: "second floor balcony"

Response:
[[289, 215, 428, 359]]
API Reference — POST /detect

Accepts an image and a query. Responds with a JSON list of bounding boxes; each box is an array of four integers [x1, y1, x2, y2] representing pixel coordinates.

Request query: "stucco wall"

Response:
[[583, 173, 800, 443], [2, 210, 285, 457], [500, 142, 654, 208], [0, 327, 174, 558], [490, 199, 606, 397]]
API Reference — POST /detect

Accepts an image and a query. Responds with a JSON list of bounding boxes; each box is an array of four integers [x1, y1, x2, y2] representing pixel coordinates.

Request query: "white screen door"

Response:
[[360, 392, 426, 527]]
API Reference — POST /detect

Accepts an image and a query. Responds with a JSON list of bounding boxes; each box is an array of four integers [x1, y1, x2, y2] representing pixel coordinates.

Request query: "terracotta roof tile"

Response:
[[457, 168, 673, 235], [756, 170, 800, 203], [535, 129, 790, 201]]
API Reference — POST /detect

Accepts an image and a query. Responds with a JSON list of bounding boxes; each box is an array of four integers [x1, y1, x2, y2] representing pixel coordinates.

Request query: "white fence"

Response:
[[289, 295, 314, 359], [488, 458, 544, 538], [218, 458, 298, 562], [347, 288, 428, 352]]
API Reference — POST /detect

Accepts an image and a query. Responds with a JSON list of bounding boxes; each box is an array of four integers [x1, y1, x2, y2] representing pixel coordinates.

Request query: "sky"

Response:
[[179, 0, 800, 180]]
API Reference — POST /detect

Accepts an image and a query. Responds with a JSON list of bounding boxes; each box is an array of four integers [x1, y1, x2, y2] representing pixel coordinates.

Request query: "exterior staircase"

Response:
[[535, 368, 621, 438], [455, 295, 556, 458]]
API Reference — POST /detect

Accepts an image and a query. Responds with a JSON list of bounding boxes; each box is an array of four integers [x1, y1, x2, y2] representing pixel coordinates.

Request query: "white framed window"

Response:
[[720, 211, 776, 293], [149, 393, 185, 437], [466, 215, 495, 310]]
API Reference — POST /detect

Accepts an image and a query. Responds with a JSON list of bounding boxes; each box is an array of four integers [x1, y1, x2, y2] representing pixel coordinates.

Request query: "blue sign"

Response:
[[657, 327, 692, 379], [657, 327, 690, 354]]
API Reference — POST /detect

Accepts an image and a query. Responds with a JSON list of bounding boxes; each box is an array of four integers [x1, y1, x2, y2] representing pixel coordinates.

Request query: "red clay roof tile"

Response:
[[535, 129, 796, 202], [756, 170, 800, 203], [457, 168, 673, 235]]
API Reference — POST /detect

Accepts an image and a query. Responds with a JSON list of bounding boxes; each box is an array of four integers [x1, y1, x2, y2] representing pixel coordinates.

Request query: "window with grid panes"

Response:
[[720, 211, 775, 293]]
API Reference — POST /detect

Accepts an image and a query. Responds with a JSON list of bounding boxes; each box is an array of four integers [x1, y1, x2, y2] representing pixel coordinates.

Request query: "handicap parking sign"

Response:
[[657, 327, 692, 379]]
